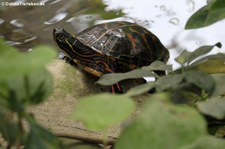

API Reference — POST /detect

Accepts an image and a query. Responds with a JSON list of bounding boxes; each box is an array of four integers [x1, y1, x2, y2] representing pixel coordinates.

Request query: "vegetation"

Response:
[[0, 0, 225, 148], [0, 42, 63, 148]]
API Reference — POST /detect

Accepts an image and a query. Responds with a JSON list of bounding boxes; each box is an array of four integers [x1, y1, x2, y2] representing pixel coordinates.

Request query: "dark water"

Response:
[[0, 0, 124, 51]]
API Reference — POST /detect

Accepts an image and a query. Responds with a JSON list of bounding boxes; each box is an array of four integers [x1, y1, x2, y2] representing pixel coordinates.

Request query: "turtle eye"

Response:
[[58, 36, 65, 42]]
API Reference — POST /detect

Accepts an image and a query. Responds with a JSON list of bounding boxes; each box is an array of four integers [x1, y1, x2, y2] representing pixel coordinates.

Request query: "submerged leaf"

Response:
[[72, 93, 135, 131]]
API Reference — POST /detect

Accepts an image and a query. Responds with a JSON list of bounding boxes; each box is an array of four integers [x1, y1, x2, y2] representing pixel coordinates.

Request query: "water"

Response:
[[0, 0, 224, 68]]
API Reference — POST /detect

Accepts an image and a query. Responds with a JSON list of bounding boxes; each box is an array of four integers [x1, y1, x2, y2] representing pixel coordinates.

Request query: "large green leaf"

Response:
[[185, 0, 225, 29], [0, 68, 53, 110], [182, 136, 225, 149], [197, 97, 225, 119], [72, 93, 135, 131], [115, 93, 207, 149], [0, 40, 56, 80]]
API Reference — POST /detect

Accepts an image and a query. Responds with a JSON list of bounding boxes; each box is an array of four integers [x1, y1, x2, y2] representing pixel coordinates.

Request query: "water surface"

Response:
[[0, 0, 224, 68]]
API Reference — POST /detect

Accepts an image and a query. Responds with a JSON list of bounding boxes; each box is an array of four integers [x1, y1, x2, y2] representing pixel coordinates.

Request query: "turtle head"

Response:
[[53, 28, 76, 58]]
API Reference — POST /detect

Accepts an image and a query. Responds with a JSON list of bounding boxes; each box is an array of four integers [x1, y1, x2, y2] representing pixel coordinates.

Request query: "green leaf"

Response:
[[115, 93, 207, 149], [182, 136, 225, 149], [72, 93, 135, 131], [0, 68, 53, 109], [0, 107, 19, 145], [125, 83, 155, 97], [97, 61, 168, 86], [155, 74, 184, 91], [175, 43, 221, 66], [25, 123, 63, 149], [142, 61, 172, 72], [189, 53, 225, 68], [0, 40, 57, 80], [184, 71, 215, 95], [197, 97, 225, 119], [97, 69, 156, 86], [185, 0, 225, 29], [211, 74, 225, 97]]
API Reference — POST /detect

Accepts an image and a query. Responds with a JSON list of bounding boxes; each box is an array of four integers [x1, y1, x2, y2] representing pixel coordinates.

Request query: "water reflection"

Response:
[[10, 19, 24, 28], [44, 11, 67, 25], [169, 17, 179, 26]]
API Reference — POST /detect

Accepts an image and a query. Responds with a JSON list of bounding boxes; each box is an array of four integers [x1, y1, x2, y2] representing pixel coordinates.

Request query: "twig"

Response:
[[53, 131, 117, 145]]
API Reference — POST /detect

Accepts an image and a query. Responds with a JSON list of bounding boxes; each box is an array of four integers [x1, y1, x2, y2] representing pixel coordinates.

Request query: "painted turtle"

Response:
[[53, 21, 169, 93]]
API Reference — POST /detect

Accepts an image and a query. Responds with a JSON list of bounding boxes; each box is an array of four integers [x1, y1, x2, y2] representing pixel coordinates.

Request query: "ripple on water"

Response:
[[44, 11, 68, 25], [10, 19, 24, 28]]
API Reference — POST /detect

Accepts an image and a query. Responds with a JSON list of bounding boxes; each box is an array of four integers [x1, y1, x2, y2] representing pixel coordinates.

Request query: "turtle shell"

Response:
[[75, 21, 169, 72]]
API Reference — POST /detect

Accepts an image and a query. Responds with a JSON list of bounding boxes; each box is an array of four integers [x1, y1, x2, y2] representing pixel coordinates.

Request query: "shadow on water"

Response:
[[0, 0, 124, 51]]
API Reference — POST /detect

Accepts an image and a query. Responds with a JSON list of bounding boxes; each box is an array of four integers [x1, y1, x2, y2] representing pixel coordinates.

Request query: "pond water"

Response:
[[0, 0, 224, 69]]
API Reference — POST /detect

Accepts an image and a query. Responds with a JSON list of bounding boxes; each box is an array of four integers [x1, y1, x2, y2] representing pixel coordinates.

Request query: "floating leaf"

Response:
[[197, 97, 225, 119], [72, 93, 135, 131], [115, 93, 207, 149], [185, 0, 225, 29]]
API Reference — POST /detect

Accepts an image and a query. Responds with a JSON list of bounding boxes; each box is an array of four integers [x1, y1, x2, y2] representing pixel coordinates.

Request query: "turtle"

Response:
[[53, 21, 169, 93]]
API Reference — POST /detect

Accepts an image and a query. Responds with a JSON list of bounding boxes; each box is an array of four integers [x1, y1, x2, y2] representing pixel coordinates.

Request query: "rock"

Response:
[[29, 60, 118, 144]]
